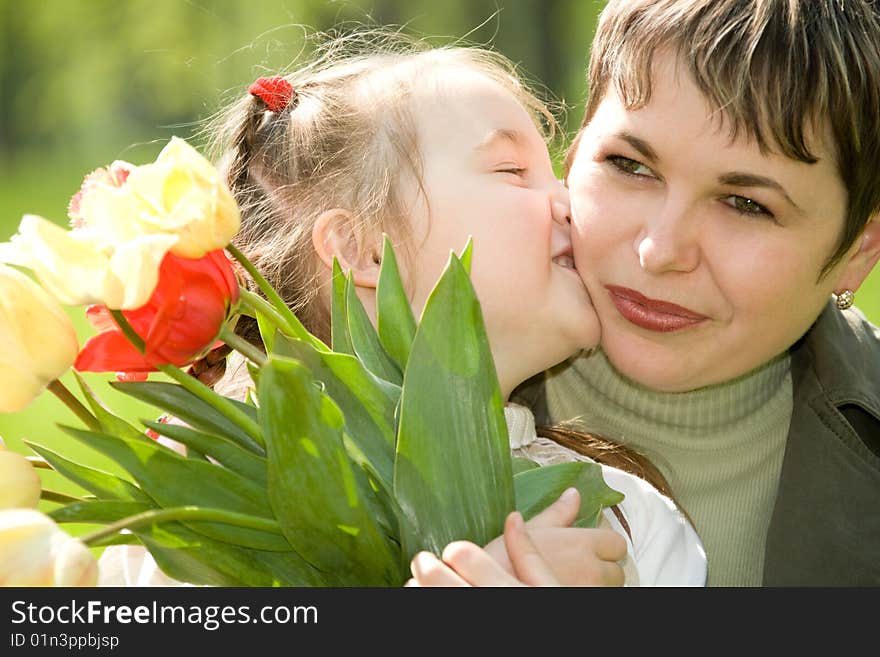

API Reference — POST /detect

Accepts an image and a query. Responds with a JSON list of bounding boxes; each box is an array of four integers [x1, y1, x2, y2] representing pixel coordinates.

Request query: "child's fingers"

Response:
[[594, 528, 628, 562], [409, 551, 471, 587], [439, 541, 528, 586], [503, 511, 560, 586], [523, 487, 580, 530], [597, 561, 626, 587]]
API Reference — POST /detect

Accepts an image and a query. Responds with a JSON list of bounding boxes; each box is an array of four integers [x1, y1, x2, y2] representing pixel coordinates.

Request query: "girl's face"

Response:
[[403, 71, 598, 398], [567, 51, 854, 392]]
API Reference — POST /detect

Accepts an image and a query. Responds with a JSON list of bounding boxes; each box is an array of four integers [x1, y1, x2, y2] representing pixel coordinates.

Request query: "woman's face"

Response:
[[403, 70, 599, 398], [567, 52, 854, 392]]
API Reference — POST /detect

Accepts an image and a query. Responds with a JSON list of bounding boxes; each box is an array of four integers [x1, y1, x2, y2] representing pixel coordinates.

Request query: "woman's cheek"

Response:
[[572, 195, 630, 264]]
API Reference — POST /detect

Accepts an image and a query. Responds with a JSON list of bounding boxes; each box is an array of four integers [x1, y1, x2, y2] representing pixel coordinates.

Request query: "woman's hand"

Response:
[[406, 488, 627, 587]]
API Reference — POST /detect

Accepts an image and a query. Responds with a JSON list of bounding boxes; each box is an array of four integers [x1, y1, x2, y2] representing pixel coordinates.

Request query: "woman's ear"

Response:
[[835, 215, 880, 294], [312, 209, 382, 288]]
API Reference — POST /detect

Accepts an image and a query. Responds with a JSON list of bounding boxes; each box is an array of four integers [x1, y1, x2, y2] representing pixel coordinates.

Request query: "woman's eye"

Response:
[[607, 155, 654, 178], [496, 166, 526, 176], [723, 195, 774, 219]]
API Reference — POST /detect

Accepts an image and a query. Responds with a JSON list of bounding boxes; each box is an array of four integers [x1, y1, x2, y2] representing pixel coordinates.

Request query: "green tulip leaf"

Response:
[[135, 521, 326, 587], [24, 441, 153, 503], [141, 419, 267, 487], [459, 237, 473, 274], [73, 371, 148, 442], [259, 356, 400, 585], [330, 258, 355, 355], [376, 234, 417, 371], [514, 461, 625, 528], [185, 446, 210, 462], [59, 426, 289, 551], [346, 271, 403, 385], [255, 308, 277, 353], [112, 380, 264, 456], [394, 252, 513, 560], [272, 333, 398, 491], [49, 500, 154, 524], [512, 456, 541, 475]]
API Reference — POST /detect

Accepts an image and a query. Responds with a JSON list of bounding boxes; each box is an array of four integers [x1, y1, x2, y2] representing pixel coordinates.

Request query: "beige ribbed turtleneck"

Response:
[[538, 350, 793, 586]]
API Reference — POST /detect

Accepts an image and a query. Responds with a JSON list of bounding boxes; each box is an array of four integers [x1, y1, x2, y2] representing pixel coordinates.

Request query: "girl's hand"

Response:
[[407, 510, 559, 586], [406, 488, 627, 587]]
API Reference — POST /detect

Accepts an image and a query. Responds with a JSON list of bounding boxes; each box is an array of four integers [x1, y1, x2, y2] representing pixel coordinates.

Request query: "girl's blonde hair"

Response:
[[205, 31, 559, 347]]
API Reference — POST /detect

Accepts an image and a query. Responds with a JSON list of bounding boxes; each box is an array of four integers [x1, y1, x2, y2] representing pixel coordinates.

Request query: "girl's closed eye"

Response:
[[495, 165, 526, 176]]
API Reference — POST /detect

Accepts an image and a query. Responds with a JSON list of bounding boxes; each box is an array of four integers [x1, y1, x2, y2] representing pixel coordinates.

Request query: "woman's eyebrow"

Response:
[[614, 131, 659, 163], [718, 172, 804, 213]]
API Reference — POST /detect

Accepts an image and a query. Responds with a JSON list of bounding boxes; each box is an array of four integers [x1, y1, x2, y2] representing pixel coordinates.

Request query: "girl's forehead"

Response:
[[413, 75, 541, 148]]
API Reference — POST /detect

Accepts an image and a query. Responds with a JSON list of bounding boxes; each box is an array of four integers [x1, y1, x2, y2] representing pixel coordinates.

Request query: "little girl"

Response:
[[100, 34, 705, 587]]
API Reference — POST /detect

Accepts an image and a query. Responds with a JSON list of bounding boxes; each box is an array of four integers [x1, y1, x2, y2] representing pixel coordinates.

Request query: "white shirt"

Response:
[[506, 404, 707, 587]]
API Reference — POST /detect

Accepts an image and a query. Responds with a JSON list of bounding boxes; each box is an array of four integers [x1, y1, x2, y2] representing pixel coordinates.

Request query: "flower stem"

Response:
[[157, 363, 265, 448], [226, 243, 327, 351], [47, 380, 101, 432], [238, 288, 291, 331], [78, 506, 283, 547], [219, 325, 267, 367], [108, 309, 264, 448], [108, 309, 145, 352]]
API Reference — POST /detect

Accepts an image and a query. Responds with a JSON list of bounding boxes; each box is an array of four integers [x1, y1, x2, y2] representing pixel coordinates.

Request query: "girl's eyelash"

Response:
[[497, 166, 525, 175]]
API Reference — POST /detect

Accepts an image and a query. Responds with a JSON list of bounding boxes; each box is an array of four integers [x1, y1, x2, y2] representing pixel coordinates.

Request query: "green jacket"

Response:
[[517, 302, 880, 586], [764, 303, 880, 586]]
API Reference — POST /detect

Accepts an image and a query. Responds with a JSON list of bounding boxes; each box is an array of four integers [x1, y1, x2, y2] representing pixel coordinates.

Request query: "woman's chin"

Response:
[[599, 340, 703, 392]]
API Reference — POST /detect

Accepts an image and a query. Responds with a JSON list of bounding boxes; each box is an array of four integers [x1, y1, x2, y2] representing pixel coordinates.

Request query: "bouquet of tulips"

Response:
[[0, 137, 622, 587]]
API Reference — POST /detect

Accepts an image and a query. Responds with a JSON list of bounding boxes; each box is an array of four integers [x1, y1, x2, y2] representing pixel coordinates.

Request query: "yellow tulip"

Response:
[[79, 136, 241, 259], [0, 440, 41, 509], [0, 509, 97, 586], [0, 137, 239, 310], [0, 215, 177, 311], [0, 264, 79, 412]]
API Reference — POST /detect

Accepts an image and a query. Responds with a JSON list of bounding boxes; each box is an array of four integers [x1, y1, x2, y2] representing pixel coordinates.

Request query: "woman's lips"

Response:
[[605, 285, 708, 332]]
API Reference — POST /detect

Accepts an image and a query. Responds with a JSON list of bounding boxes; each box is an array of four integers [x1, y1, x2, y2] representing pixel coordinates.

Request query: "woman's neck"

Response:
[[564, 348, 792, 431]]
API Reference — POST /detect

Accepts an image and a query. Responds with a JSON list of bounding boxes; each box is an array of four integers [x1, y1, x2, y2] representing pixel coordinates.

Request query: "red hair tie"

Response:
[[248, 76, 295, 113]]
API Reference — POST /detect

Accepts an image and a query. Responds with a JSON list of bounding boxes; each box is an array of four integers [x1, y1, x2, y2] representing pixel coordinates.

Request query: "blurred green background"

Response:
[[1, 0, 878, 518], [0, 0, 607, 527]]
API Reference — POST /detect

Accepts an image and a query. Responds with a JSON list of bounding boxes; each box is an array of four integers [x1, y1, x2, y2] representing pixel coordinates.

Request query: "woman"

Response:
[[415, 0, 880, 587]]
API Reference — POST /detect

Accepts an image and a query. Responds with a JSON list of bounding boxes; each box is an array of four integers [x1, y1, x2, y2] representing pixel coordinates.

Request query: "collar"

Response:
[[792, 301, 880, 420], [504, 403, 538, 449]]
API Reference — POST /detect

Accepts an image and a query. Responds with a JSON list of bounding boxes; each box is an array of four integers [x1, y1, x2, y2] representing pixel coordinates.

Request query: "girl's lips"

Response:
[[605, 285, 708, 332]]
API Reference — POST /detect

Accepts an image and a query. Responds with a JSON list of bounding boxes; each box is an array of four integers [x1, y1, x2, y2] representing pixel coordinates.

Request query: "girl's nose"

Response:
[[551, 183, 572, 225]]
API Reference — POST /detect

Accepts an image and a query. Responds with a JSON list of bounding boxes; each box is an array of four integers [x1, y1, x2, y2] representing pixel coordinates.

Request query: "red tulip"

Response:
[[75, 249, 239, 379]]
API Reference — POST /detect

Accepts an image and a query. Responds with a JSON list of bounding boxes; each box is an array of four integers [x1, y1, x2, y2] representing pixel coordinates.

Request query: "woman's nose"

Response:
[[636, 205, 701, 274]]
